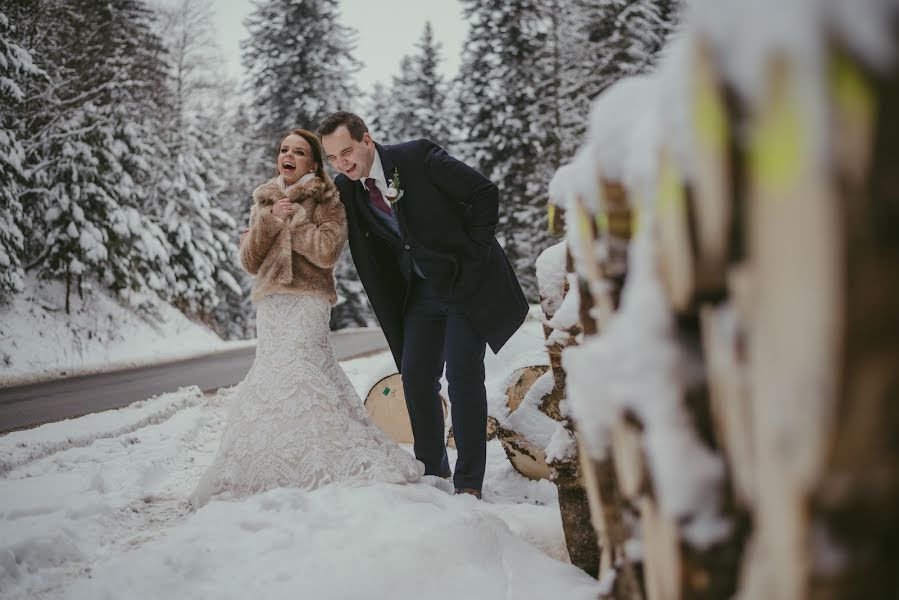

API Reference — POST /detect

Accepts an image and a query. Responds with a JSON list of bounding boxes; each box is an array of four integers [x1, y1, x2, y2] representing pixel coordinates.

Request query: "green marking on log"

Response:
[[831, 49, 875, 133], [748, 62, 806, 194], [383, 387, 390, 395]]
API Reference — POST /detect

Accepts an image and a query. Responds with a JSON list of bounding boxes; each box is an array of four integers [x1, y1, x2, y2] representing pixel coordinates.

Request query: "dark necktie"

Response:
[[365, 178, 392, 216]]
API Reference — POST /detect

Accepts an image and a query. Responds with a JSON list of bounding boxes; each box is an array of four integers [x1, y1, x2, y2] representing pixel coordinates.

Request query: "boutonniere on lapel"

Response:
[[384, 168, 405, 205]]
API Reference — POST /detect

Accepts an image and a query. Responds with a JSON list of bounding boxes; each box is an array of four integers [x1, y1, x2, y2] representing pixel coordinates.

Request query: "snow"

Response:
[[502, 370, 561, 450], [0, 387, 206, 475], [554, 0, 899, 552], [484, 314, 550, 423], [0, 276, 241, 387], [545, 274, 580, 332], [562, 220, 730, 549], [822, 0, 899, 72], [544, 424, 577, 464], [535, 241, 567, 318], [550, 0, 899, 551], [587, 74, 661, 192], [0, 331, 599, 600]]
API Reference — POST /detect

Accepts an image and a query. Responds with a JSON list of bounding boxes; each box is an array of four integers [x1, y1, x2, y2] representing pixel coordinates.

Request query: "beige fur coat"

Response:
[[240, 175, 347, 304]]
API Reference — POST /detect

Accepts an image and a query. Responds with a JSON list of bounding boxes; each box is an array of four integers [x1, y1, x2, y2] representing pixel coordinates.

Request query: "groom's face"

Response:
[[321, 125, 375, 182]]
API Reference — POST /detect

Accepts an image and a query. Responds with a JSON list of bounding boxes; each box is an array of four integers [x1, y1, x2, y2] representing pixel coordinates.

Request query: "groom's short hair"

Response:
[[317, 111, 369, 141]]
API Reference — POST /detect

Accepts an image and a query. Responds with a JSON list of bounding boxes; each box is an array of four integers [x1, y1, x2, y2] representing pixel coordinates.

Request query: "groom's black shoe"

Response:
[[454, 487, 482, 500]]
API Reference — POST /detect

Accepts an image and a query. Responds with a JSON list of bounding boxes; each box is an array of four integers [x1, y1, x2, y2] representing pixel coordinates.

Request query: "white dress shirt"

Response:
[[362, 150, 390, 200]]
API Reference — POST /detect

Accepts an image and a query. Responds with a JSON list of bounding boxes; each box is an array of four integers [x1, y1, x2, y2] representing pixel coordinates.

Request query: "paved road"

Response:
[[0, 329, 389, 434]]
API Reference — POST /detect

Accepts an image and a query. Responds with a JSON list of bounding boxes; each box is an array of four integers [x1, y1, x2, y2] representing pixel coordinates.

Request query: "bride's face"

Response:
[[278, 134, 316, 185]]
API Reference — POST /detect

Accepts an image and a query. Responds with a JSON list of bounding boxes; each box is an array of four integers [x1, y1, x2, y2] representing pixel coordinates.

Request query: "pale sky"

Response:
[[213, 0, 468, 91]]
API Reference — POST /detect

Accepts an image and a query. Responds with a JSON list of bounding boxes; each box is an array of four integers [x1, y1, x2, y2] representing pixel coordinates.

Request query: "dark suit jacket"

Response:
[[334, 139, 528, 370]]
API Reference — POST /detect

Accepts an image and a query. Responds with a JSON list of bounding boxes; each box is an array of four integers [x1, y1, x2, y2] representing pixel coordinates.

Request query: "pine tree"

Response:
[[8, 0, 174, 312], [152, 120, 240, 317], [586, 0, 679, 91], [213, 102, 268, 338], [156, 0, 249, 336], [455, 0, 553, 298], [383, 22, 452, 147], [0, 9, 42, 302], [242, 0, 361, 145], [549, 0, 681, 162], [157, 0, 220, 124], [366, 81, 398, 142], [450, 0, 682, 298]]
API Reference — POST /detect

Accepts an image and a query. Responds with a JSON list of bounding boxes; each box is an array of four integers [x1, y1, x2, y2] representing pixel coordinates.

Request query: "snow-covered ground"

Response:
[[0, 276, 247, 387], [0, 319, 598, 599]]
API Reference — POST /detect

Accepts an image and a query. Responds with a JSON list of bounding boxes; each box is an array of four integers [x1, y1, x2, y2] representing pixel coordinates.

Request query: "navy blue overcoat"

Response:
[[333, 140, 528, 370]]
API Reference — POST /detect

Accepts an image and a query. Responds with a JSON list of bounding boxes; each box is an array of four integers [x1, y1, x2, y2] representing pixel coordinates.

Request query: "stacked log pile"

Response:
[[546, 0, 899, 598], [494, 239, 600, 575]]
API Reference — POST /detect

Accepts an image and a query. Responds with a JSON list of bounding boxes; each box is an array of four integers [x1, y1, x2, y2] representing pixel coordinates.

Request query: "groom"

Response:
[[318, 112, 527, 498]]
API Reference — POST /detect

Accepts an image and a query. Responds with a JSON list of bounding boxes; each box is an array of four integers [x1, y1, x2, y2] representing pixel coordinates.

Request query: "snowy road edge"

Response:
[[0, 327, 386, 389], [0, 341, 258, 390], [0, 386, 208, 475]]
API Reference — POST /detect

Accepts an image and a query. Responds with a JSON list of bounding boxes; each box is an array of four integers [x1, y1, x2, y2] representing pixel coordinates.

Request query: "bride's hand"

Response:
[[272, 198, 293, 219]]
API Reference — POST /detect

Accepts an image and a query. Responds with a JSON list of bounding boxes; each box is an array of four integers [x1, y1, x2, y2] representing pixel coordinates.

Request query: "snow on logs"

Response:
[[548, 0, 899, 599], [493, 239, 600, 576]]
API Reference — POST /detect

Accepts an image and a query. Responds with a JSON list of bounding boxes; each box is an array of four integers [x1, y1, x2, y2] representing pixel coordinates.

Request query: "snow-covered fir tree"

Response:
[[455, 0, 554, 298], [0, 9, 41, 302], [157, 0, 220, 126], [366, 81, 397, 142], [570, 0, 679, 97], [151, 120, 241, 319], [8, 0, 174, 313], [550, 0, 682, 160], [156, 0, 249, 337], [242, 0, 361, 143], [371, 22, 452, 147], [211, 102, 269, 339], [1, 0, 683, 334], [26, 102, 170, 314], [450, 0, 681, 298]]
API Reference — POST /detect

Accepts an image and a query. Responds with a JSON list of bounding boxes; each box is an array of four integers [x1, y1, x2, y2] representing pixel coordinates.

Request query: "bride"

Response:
[[190, 128, 424, 508]]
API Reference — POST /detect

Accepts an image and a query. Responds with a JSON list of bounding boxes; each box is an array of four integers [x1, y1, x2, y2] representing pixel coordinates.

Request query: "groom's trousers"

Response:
[[400, 275, 488, 492]]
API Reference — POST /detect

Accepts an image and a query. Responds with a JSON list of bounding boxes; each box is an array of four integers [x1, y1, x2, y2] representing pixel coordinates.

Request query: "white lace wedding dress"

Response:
[[190, 293, 424, 507]]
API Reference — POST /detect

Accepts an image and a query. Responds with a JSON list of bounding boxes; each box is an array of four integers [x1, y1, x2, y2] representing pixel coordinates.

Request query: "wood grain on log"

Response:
[[553, 459, 601, 578], [548, 203, 567, 237], [611, 412, 648, 502], [655, 151, 697, 314], [506, 365, 551, 414], [600, 178, 632, 241], [746, 55, 844, 600], [577, 276, 600, 336], [640, 497, 681, 600], [573, 196, 603, 283], [365, 373, 446, 445], [700, 302, 756, 508], [805, 41, 899, 599], [496, 424, 553, 481], [688, 38, 734, 302], [576, 433, 614, 576]]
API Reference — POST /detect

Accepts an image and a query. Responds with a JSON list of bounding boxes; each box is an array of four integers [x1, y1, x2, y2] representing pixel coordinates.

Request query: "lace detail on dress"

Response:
[[191, 293, 423, 507]]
